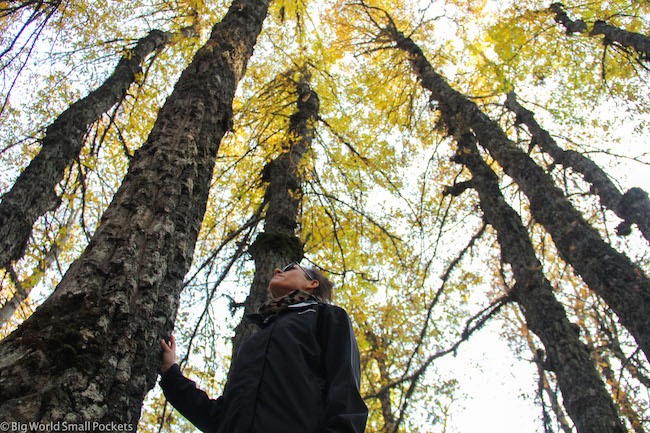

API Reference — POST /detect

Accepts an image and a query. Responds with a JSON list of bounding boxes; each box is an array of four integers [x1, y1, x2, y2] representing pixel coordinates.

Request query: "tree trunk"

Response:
[[385, 24, 650, 363], [0, 26, 197, 271], [364, 328, 397, 433], [515, 310, 573, 433], [582, 327, 646, 433], [0, 0, 269, 427], [504, 92, 650, 242], [0, 207, 78, 327], [230, 73, 319, 363], [549, 3, 650, 61], [595, 312, 650, 390], [446, 131, 626, 433], [525, 331, 574, 433]]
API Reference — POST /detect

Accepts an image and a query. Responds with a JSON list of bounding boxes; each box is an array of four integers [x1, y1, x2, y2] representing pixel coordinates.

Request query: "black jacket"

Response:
[[160, 301, 368, 433]]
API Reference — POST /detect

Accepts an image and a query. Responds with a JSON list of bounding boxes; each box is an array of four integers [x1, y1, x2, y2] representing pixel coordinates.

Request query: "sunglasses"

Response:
[[282, 263, 315, 281]]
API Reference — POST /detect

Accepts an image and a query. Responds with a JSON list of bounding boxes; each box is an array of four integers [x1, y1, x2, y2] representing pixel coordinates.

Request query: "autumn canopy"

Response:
[[0, 0, 649, 432]]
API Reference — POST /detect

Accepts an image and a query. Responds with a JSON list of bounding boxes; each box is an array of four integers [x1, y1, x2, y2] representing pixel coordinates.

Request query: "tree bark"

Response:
[[0, 0, 269, 427], [549, 3, 650, 61], [504, 92, 650, 242], [0, 26, 198, 271], [591, 20, 650, 61], [230, 73, 319, 363], [385, 24, 650, 363], [548, 3, 587, 35], [446, 131, 626, 433]]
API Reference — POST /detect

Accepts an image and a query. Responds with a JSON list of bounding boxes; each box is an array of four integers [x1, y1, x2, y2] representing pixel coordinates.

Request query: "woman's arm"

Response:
[[159, 336, 223, 433], [320, 306, 369, 433]]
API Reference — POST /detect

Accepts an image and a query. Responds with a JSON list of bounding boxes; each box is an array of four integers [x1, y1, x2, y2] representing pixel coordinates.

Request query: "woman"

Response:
[[159, 263, 368, 433]]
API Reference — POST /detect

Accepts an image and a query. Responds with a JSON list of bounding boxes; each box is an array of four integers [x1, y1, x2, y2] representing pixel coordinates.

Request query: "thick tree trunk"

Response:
[[0, 0, 269, 427], [386, 24, 650, 363], [446, 131, 625, 433], [230, 74, 319, 362], [504, 92, 650, 242], [0, 26, 197, 271], [549, 3, 650, 61]]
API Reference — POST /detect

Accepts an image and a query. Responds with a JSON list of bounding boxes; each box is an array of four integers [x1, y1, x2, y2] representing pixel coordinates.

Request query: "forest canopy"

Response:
[[0, 0, 649, 432]]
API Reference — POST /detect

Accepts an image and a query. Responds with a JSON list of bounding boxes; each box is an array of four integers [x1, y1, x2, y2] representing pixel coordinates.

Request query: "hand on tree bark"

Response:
[[160, 334, 177, 374]]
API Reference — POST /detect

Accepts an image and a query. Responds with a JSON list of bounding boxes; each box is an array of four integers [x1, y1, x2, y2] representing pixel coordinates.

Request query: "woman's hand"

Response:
[[160, 334, 177, 374]]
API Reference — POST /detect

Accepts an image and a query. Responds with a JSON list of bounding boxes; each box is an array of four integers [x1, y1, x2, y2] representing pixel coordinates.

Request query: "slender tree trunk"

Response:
[[525, 331, 574, 433], [582, 327, 646, 433], [364, 328, 397, 433], [516, 311, 573, 433], [384, 24, 650, 363], [0, 207, 78, 327], [0, 0, 270, 427], [0, 26, 197, 271], [595, 312, 650, 390], [504, 92, 650, 242], [446, 131, 626, 433], [230, 73, 319, 362], [549, 3, 650, 61]]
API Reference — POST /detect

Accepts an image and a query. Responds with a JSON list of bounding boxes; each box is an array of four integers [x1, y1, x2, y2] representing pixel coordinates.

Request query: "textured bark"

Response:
[[0, 26, 197, 271], [549, 3, 650, 61], [448, 132, 625, 433], [230, 74, 319, 363], [0, 0, 269, 427], [505, 92, 650, 242], [591, 20, 650, 61], [386, 25, 650, 363]]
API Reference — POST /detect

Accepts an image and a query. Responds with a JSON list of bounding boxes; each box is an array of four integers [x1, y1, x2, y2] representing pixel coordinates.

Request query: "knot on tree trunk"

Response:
[[616, 187, 650, 237]]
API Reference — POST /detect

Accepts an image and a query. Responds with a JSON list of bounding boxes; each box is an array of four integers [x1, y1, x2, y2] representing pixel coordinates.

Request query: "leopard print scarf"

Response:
[[254, 290, 320, 325]]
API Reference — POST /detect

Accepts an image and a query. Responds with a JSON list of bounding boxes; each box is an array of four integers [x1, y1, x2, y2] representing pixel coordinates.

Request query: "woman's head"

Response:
[[268, 263, 334, 302]]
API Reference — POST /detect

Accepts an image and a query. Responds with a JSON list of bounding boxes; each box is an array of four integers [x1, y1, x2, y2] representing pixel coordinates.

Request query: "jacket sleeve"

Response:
[[320, 306, 369, 433], [159, 364, 223, 433]]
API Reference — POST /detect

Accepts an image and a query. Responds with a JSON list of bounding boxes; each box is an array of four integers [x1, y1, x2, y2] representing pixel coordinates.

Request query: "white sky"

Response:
[[437, 322, 540, 433]]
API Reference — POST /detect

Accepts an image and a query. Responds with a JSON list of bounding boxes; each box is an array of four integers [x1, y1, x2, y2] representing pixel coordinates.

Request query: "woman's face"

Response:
[[268, 265, 318, 299]]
